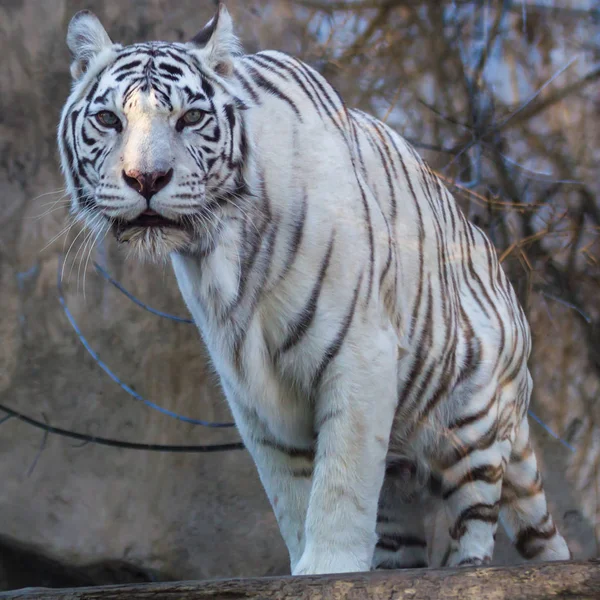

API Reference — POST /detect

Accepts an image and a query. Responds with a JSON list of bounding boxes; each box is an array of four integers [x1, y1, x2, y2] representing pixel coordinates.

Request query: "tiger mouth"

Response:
[[111, 210, 189, 241], [128, 211, 182, 228]]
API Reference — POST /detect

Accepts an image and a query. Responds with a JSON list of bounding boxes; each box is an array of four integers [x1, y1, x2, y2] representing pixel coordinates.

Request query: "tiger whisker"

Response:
[[75, 226, 97, 295], [62, 211, 102, 285], [29, 196, 72, 221], [76, 217, 102, 295], [82, 220, 109, 299], [39, 213, 82, 254]]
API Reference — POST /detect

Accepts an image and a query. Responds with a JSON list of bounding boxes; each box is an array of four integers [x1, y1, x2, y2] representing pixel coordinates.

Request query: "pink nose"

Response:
[[122, 168, 173, 202]]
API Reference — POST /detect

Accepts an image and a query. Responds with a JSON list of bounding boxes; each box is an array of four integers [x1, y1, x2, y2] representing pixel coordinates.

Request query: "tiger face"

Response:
[[58, 5, 249, 261]]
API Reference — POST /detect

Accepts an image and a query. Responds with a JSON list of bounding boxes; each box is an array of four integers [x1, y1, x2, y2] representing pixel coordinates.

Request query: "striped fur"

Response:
[[58, 5, 570, 575]]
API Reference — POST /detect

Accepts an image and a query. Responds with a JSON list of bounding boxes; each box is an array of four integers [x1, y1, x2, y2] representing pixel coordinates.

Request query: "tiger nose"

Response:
[[122, 168, 173, 202]]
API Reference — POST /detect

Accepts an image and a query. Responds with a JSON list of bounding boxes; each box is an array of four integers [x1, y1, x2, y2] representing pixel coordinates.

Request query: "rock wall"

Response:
[[0, 0, 596, 589]]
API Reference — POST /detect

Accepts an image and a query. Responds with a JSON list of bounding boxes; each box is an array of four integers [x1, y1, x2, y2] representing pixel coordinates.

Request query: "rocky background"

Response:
[[0, 0, 598, 590]]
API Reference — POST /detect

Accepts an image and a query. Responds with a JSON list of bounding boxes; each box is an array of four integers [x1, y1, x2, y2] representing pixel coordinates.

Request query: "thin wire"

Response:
[[0, 403, 244, 453], [541, 290, 592, 324], [528, 409, 576, 453], [57, 255, 235, 428], [93, 262, 194, 324]]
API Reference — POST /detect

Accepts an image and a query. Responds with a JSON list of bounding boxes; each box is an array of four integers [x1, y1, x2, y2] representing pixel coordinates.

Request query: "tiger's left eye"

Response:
[[177, 109, 205, 130], [95, 111, 120, 129]]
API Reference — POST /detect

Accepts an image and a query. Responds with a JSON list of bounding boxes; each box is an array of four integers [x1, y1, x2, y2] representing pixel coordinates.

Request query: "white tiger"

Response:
[[58, 4, 571, 575]]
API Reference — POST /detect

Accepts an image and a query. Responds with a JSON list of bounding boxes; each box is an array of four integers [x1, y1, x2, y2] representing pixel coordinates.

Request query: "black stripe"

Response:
[[233, 67, 261, 104], [357, 182, 375, 306], [509, 443, 533, 463], [293, 57, 346, 136], [397, 153, 425, 342], [455, 305, 481, 384], [201, 78, 215, 99], [273, 190, 308, 286], [223, 104, 236, 165], [449, 391, 497, 430], [80, 124, 97, 147], [277, 233, 336, 355], [312, 273, 363, 391], [244, 54, 291, 79], [350, 117, 368, 176], [253, 53, 324, 119], [165, 49, 193, 66], [376, 534, 427, 552], [397, 278, 433, 407], [413, 167, 457, 418], [501, 472, 543, 502], [515, 515, 556, 559], [450, 502, 500, 540], [440, 418, 499, 470], [379, 220, 393, 290], [243, 63, 302, 118], [256, 438, 315, 461], [84, 80, 100, 104], [113, 60, 142, 74], [246, 217, 281, 317], [158, 62, 183, 77], [93, 86, 113, 106], [442, 464, 504, 500], [226, 216, 262, 317], [182, 85, 204, 103], [372, 125, 398, 222]]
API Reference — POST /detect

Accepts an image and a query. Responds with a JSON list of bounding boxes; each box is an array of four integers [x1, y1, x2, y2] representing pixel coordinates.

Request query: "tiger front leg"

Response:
[[227, 400, 314, 573], [246, 438, 314, 571], [293, 339, 398, 576]]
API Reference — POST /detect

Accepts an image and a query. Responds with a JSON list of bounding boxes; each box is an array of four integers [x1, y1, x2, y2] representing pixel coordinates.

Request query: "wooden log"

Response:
[[2, 560, 599, 600]]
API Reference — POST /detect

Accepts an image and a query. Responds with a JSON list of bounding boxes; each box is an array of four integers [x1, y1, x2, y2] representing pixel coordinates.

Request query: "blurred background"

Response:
[[0, 0, 598, 590]]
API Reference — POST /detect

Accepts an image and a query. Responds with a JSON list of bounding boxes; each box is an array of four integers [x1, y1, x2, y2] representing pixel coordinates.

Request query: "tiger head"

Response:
[[58, 4, 251, 262]]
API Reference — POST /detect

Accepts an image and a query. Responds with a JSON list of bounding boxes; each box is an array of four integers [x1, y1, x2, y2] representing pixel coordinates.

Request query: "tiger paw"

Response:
[[292, 547, 370, 576]]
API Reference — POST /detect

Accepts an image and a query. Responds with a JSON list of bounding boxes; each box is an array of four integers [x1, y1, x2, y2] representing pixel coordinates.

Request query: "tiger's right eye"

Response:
[[95, 111, 121, 130]]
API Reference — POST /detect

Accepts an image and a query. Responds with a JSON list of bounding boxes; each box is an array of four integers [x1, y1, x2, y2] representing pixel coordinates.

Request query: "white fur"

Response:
[[67, 11, 115, 79], [58, 7, 571, 575], [189, 4, 242, 75]]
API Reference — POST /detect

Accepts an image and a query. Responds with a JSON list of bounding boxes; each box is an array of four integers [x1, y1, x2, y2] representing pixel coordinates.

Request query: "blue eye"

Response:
[[182, 109, 204, 125], [177, 109, 206, 131], [95, 111, 121, 129]]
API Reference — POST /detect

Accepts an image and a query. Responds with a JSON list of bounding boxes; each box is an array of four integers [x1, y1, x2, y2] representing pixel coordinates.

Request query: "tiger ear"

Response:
[[190, 3, 241, 77], [67, 10, 114, 80]]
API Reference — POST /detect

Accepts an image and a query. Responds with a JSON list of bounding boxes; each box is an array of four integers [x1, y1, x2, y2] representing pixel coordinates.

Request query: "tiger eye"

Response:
[[95, 111, 120, 128], [182, 109, 204, 125]]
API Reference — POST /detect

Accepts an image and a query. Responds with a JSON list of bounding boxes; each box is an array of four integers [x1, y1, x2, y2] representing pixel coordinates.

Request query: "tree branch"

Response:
[[3, 560, 600, 600]]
